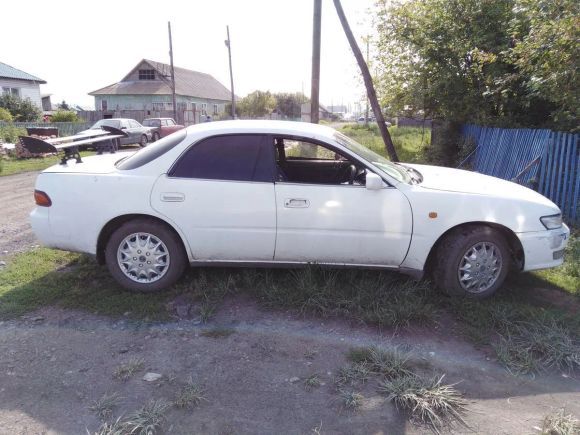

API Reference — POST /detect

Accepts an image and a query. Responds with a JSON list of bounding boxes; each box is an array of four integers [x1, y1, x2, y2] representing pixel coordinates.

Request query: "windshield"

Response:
[[91, 119, 121, 129], [143, 119, 160, 127], [333, 132, 411, 183]]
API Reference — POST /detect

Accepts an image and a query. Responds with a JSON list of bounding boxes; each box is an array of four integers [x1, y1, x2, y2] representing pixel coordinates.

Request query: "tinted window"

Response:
[[170, 135, 273, 182], [117, 129, 187, 170]]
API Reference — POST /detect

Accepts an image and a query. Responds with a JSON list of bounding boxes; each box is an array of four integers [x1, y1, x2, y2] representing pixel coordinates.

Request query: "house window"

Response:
[[2, 87, 20, 97], [213, 104, 219, 115], [101, 99, 108, 111], [139, 69, 155, 80], [201, 103, 207, 115]]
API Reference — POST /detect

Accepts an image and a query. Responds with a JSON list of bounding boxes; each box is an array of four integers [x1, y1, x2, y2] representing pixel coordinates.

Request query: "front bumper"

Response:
[[517, 224, 570, 271]]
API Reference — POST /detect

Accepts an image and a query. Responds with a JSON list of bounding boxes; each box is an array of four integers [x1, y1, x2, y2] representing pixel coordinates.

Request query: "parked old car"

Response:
[[81, 119, 154, 147], [142, 118, 185, 142], [30, 121, 569, 296]]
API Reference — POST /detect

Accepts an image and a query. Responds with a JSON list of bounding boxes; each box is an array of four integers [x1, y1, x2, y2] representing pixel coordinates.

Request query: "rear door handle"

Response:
[[161, 192, 185, 202], [284, 198, 309, 208]]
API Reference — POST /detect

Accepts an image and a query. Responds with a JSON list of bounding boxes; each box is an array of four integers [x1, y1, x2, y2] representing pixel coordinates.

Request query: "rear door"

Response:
[[150, 134, 277, 261]]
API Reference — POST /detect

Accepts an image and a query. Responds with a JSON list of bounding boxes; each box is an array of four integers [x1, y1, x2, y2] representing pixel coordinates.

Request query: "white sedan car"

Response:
[[30, 121, 569, 297]]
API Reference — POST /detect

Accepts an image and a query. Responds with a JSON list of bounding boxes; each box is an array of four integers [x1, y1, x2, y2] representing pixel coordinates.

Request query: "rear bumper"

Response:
[[517, 224, 570, 271], [30, 207, 96, 254]]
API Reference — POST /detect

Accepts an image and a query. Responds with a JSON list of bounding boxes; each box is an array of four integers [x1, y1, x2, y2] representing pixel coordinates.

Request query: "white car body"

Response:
[[30, 121, 569, 292]]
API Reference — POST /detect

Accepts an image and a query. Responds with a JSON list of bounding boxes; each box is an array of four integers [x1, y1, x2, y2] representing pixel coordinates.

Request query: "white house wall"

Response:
[[0, 78, 42, 109]]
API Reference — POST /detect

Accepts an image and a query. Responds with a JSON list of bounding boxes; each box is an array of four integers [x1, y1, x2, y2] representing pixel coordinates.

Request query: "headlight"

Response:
[[540, 214, 562, 230]]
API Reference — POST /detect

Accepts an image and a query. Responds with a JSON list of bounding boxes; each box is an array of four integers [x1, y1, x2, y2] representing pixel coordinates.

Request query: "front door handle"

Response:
[[284, 198, 309, 208]]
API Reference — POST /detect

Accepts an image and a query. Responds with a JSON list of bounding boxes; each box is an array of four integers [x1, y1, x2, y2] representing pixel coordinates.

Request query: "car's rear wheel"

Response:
[[152, 132, 160, 142], [139, 134, 148, 147], [433, 226, 510, 298], [105, 219, 187, 292]]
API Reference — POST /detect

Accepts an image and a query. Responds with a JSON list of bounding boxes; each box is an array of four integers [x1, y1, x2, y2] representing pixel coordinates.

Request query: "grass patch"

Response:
[[378, 374, 467, 434], [334, 362, 371, 387], [304, 374, 322, 390], [0, 150, 96, 177], [347, 346, 413, 378], [123, 399, 170, 435], [340, 124, 430, 163], [533, 232, 580, 296], [200, 327, 235, 339], [113, 358, 144, 381], [89, 392, 122, 420], [89, 417, 125, 435], [336, 389, 364, 410], [538, 409, 579, 435], [173, 379, 207, 410]]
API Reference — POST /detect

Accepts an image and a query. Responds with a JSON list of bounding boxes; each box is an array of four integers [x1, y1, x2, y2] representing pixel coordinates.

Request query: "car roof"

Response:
[[185, 120, 337, 141]]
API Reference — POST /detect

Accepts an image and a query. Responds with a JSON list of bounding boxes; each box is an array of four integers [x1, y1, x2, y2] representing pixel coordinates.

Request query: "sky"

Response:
[[1, 0, 375, 111]]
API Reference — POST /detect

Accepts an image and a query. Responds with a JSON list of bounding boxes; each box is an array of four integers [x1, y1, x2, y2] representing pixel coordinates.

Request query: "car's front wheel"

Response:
[[433, 226, 510, 298], [139, 134, 148, 147], [105, 219, 187, 292]]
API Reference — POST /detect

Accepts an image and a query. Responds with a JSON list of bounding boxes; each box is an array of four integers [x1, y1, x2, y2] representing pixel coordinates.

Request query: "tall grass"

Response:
[[340, 124, 430, 163]]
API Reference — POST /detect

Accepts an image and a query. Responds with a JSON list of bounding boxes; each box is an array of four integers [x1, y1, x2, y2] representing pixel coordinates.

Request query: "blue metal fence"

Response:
[[461, 124, 580, 226]]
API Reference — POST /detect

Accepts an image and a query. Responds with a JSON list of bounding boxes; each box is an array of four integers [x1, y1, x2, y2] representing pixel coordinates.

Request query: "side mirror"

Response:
[[121, 126, 127, 130], [366, 172, 383, 190]]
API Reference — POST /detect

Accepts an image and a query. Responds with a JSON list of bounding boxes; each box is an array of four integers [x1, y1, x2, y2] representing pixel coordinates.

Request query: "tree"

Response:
[[333, 0, 399, 161], [511, 0, 579, 131], [373, 0, 578, 131], [273, 92, 309, 119], [0, 94, 41, 121], [236, 90, 277, 118], [57, 100, 71, 110]]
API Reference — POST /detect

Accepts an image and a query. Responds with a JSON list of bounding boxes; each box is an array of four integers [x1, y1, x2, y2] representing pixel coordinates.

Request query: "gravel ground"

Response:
[[0, 171, 38, 260]]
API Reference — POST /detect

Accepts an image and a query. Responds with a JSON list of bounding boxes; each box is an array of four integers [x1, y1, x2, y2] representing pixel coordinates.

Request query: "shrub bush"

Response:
[[0, 108, 12, 122], [50, 110, 79, 122], [0, 124, 26, 144]]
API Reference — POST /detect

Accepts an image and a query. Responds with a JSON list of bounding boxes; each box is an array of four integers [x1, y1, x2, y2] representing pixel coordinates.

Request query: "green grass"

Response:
[[0, 151, 97, 177], [340, 124, 430, 163], [1, 245, 579, 375]]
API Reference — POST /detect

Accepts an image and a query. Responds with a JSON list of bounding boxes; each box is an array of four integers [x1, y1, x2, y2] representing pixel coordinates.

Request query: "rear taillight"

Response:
[[34, 190, 52, 207]]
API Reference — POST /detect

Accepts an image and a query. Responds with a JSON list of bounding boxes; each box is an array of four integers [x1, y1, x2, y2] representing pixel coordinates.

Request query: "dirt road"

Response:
[[0, 172, 38, 259], [0, 301, 578, 435]]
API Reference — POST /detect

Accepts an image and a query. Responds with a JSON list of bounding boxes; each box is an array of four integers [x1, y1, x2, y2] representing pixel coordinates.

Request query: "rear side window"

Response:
[[117, 129, 187, 170], [169, 134, 273, 182]]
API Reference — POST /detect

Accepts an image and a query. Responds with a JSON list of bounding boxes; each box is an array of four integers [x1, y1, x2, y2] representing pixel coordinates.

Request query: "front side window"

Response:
[[166, 119, 175, 126], [275, 137, 366, 186], [129, 120, 140, 128], [170, 135, 273, 182], [143, 119, 161, 127]]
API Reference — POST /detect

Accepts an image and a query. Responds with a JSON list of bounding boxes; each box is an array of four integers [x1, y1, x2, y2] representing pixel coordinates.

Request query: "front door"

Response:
[[151, 134, 277, 261], [273, 137, 412, 266]]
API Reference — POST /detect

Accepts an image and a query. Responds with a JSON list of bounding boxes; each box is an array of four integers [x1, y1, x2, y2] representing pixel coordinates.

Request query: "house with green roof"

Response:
[[0, 62, 46, 109]]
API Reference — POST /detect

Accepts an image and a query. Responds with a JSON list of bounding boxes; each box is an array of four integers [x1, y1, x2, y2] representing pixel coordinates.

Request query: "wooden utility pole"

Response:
[[168, 21, 177, 121], [332, 0, 399, 161], [310, 0, 322, 124], [225, 25, 236, 119]]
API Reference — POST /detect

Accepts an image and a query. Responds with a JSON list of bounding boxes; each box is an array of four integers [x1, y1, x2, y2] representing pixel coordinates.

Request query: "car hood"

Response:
[[405, 163, 557, 208]]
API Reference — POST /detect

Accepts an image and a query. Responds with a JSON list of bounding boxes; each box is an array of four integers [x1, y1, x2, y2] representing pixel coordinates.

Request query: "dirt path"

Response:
[[0, 299, 578, 435], [0, 171, 38, 259]]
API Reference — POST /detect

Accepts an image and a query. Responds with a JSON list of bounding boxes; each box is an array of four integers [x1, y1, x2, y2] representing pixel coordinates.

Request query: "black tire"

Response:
[[152, 132, 160, 142], [139, 134, 148, 147], [105, 219, 187, 293], [432, 226, 510, 298]]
